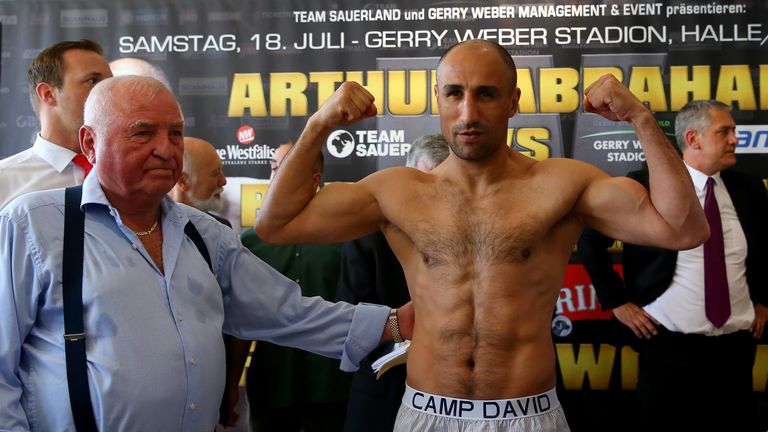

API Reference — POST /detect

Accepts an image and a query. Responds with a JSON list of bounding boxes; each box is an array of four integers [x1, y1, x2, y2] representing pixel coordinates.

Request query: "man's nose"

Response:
[[459, 95, 480, 124], [153, 135, 176, 159]]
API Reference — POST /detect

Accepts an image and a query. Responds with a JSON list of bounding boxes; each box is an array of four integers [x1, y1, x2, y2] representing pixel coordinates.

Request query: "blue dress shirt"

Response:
[[0, 173, 388, 431]]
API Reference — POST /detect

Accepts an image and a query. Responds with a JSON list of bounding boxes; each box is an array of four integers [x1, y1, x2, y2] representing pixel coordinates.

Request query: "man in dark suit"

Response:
[[578, 100, 768, 432], [335, 134, 449, 432]]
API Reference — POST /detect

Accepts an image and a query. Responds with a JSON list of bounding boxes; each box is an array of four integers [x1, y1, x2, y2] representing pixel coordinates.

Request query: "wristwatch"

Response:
[[388, 308, 404, 343]]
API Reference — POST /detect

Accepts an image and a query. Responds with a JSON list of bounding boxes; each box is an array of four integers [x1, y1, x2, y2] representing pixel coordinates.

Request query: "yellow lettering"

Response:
[[269, 73, 308, 116], [508, 128, 551, 160], [716, 65, 756, 110], [240, 184, 270, 228], [669, 66, 711, 111], [430, 70, 438, 115], [388, 70, 428, 115], [540, 68, 579, 113], [754, 344, 768, 391], [517, 68, 536, 113], [620, 346, 639, 390], [556, 343, 616, 390], [628, 66, 668, 112], [761, 65, 768, 111], [228, 73, 267, 117]]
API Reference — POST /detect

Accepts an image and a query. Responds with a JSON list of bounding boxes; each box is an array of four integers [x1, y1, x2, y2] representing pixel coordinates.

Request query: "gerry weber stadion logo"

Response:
[[326, 130, 355, 158]]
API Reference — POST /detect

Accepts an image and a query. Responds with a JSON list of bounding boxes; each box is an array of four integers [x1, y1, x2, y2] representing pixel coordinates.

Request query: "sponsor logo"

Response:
[[178, 77, 228, 96], [327, 130, 356, 158], [16, 116, 39, 129], [179, 9, 198, 24], [23, 49, 42, 60], [1, 51, 10, 59], [0, 88, 8, 94], [184, 116, 196, 127], [0, 15, 17, 25], [119, 11, 133, 25], [551, 315, 573, 337], [327, 129, 410, 158], [555, 264, 614, 321], [208, 11, 240, 22], [736, 125, 768, 154], [60, 9, 108, 28], [29, 13, 51, 25], [216, 143, 273, 167], [133, 8, 168, 25], [237, 125, 255, 145], [261, 11, 293, 19]]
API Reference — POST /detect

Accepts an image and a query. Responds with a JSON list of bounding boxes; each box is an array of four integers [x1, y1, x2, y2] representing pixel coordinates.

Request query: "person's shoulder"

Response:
[[179, 203, 226, 228], [534, 157, 605, 179], [0, 147, 36, 171], [1, 188, 65, 220], [363, 166, 423, 181], [206, 211, 232, 228]]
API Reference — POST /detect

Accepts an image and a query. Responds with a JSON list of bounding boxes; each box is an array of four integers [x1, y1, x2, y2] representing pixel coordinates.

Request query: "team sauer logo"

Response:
[[326, 129, 355, 158], [551, 315, 573, 337]]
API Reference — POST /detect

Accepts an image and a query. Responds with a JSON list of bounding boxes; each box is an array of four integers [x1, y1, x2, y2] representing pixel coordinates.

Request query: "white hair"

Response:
[[83, 75, 180, 135]]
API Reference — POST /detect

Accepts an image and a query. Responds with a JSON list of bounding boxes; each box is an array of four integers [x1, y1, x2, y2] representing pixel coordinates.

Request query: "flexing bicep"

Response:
[[257, 180, 383, 244], [577, 175, 697, 249]]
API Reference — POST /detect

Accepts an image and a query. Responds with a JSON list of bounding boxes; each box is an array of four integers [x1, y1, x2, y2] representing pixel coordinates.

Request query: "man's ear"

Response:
[[176, 172, 191, 191], [36, 82, 57, 108], [508, 87, 521, 117], [80, 125, 96, 163], [312, 172, 322, 191], [684, 129, 700, 150]]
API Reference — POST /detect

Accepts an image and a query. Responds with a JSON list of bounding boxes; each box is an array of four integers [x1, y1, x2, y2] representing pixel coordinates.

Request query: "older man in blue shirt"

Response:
[[0, 75, 412, 431]]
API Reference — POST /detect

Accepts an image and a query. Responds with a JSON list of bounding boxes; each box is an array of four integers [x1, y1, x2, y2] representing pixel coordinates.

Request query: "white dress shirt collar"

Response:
[[31, 134, 78, 173]]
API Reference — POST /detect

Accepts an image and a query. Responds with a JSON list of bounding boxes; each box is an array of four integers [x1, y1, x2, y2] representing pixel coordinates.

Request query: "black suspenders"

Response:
[[61, 186, 212, 431], [63, 186, 97, 432]]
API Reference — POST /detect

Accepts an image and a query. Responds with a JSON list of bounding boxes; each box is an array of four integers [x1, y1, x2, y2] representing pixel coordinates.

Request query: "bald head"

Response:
[[170, 136, 227, 211], [83, 75, 180, 138], [109, 57, 172, 90], [438, 39, 518, 89]]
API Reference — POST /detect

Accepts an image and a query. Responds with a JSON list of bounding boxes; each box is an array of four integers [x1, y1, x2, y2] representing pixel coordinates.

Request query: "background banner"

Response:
[[1, 2, 766, 429]]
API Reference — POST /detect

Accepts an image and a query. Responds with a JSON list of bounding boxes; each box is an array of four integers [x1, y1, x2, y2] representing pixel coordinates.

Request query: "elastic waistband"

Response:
[[402, 384, 560, 420]]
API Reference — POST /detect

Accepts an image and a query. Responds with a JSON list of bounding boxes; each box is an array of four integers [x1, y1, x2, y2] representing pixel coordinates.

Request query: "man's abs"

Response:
[[405, 281, 560, 399]]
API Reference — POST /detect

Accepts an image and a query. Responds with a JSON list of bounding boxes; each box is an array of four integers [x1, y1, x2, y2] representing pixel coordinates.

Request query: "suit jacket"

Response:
[[578, 168, 768, 310], [335, 231, 410, 432]]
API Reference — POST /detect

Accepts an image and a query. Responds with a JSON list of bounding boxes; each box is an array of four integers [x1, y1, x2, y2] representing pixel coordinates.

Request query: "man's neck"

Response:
[[103, 187, 165, 230], [39, 121, 80, 153], [446, 147, 527, 192]]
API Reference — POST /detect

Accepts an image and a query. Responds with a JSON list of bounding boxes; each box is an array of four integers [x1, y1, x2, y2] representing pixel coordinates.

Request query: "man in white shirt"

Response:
[[578, 100, 768, 431], [0, 39, 113, 209]]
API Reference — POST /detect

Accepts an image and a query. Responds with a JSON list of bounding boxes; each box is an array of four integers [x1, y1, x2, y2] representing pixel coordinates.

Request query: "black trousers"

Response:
[[636, 327, 757, 432]]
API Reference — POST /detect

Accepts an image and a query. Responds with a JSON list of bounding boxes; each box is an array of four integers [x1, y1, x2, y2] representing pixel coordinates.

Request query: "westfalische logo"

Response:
[[326, 129, 356, 158], [237, 125, 255, 145], [220, 125, 271, 166]]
